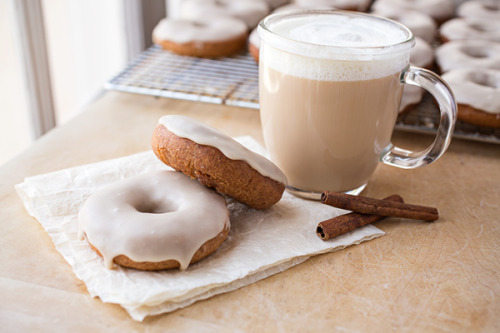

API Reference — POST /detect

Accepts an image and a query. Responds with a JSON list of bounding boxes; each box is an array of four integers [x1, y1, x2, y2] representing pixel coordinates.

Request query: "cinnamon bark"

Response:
[[316, 195, 404, 241], [321, 191, 439, 221]]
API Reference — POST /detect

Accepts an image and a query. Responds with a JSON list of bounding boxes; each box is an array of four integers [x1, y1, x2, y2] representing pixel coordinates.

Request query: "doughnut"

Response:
[[249, 27, 260, 63], [399, 37, 434, 113], [180, 0, 270, 29], [441, 68, 500, 128], [410, 37, 435, 69], [371, 0, 455, 24], [439, 18, 500, 43], [436, 40, 500, 73], [152, 115, 287, 209], [152, 16, 248, 58], [293, 0, 371, 11], [78, 170, 230, 270], [371, 9, 437, 43], [457, 0, 500, 21]]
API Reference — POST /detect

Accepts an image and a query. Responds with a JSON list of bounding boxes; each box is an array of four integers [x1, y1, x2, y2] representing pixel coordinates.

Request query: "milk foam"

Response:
[[258, 12, 414, 81]]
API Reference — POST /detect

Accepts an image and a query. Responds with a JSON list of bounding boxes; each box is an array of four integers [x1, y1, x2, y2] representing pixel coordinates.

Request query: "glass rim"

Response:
[[258, 10, 415, 59]]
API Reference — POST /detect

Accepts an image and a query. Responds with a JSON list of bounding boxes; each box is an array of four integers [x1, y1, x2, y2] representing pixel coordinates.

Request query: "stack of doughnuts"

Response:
[[78, 115, 287, 271], [435, 0, 500, 128]]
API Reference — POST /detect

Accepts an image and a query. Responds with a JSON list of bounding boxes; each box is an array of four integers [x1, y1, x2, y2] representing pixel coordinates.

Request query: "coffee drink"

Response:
[[259, 12, 411, 194]]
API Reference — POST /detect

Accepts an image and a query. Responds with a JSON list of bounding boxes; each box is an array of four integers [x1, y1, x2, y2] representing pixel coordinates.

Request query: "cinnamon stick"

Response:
[[316, 195, 404, 241], [321, 191, 439, 221]]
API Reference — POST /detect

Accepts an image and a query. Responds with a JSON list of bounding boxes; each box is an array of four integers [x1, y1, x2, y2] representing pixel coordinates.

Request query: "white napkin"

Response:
[[15, 137, 384, 321]]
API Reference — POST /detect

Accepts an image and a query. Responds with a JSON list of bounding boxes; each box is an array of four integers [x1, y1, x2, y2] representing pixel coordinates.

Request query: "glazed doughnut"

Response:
[[371, 0, 455, 24], [293, 0, 371, 11], [457, 0, 500, 21], [152, 115, 287, 209], [78, 170, 230, 270], [441, 68, 500, 128], [371, 9, 437, 43], [410, 37, 435, 69], [436, 40, 500, 72], [399, 85, 424, 113], [180, 0, 270, 29], [249, 27, 260, 63], [439, 18, 500, 43], [152, 17, 248, 57]]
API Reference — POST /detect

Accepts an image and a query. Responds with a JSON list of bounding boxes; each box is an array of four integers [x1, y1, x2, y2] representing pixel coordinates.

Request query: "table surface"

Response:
[[1, 91, 499, 332]]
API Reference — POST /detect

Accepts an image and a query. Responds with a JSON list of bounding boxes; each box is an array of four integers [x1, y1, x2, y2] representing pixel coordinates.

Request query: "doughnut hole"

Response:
[[460, 45, 490, 59], [468, 71, 499, 89], [135, 199, 179, 214]]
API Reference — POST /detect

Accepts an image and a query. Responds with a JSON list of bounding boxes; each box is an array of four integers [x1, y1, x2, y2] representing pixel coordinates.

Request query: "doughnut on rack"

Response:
[[106, 44, 500, 144]]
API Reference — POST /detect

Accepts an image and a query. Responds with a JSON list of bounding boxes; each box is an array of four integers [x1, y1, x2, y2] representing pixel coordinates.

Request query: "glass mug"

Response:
[[258, 10, 457, 199]]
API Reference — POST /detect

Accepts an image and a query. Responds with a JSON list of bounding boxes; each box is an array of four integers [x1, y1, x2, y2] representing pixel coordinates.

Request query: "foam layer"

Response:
[[258, 11, 413, 81]]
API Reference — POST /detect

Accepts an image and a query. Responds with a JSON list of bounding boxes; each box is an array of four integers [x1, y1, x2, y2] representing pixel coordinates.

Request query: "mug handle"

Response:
[[381, 65, 457, 169]]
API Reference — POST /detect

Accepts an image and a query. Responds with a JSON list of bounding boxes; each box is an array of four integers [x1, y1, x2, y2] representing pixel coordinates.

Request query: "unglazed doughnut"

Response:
[[152, 17, 248, 57], [436, 40, 500, 72], [293, 0, 371, 11], [371, 0, 455, 24], [78, 170, 230, 270], [180, 0, 270, 29], [371, 9, 437, 43], [457, 0, 500, 21], [152, 115, 287, 209], [441, 68, 500, 128], [439, 18, 500, 43]]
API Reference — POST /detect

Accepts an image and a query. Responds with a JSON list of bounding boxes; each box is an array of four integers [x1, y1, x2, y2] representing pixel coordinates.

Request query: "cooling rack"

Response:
[[106, 45, 499, 144]]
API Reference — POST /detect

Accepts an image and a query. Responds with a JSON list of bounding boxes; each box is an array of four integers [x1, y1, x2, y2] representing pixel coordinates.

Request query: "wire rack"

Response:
[[106, 45, 499, 144]]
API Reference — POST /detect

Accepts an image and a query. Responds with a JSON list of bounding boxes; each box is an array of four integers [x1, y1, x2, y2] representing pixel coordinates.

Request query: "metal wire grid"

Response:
[[105, 45, 259, 108], [106, 45, 499, 144]]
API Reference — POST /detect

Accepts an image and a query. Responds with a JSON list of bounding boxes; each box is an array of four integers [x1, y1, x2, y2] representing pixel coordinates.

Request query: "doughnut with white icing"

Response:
[[439, 17, 500, 43], [78, 170, 230, 270], [152, 115, 287, 209], [436, 40, 500, 72], [371, 9, 437, 43], [293, 0, 371, 11], [152, 16, 248, 58], [180, 0, 270, 29], [442, 68, 500, 128], [457, 0, 500, 21], [371, 0, 455, 24]]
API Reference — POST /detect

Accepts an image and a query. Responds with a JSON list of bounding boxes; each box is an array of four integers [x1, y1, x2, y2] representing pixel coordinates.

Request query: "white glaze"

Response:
[[78, 170, 230, 270], [410, 37, 434, 68], [371, 0, 454, 22], [159, 115, 288, 185], [442, 68, 500, 114], [152, 17, 247, 44], [458, 0, 500, 21], [436, 40, 500, 72], [439, 18, 500, 43], [180, 0, 270, 29], [294, 0, 371, 11], [371, 9, 437, 44]]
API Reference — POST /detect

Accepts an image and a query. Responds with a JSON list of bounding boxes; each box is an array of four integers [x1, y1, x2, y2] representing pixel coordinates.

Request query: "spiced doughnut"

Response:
[[436, 40, 500, 73], [441, 68, 500, 128], [180, 0, 270, 29], [78, 170, 230, 270], [152, 115, 287, 209], [371, 0, 455, 24], [457, 0, 500, 21], [439, 18, 500, 43], [371, 9, 437, 43], [152, 16, 248, 58], [293, 0, 371, 12]]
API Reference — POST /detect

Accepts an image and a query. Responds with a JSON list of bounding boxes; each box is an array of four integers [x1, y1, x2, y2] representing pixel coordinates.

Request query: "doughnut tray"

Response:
[[106, 45, 499, 144]]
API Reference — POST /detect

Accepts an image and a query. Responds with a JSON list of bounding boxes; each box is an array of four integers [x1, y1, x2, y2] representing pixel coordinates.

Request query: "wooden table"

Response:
[[1, 91, 499, 332]]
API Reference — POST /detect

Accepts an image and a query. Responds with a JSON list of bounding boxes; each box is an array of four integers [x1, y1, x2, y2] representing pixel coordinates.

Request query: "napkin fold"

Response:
[[15, 137, 383, 321]]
